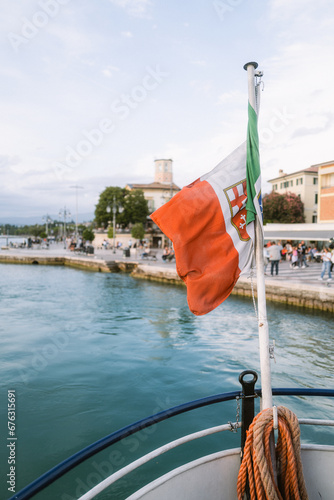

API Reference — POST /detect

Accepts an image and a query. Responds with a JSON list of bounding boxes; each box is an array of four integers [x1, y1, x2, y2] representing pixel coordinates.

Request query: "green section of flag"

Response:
[[246, 101, 261, 224]]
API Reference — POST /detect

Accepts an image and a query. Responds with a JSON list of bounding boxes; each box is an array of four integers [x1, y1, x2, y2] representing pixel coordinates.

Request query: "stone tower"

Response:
[[154, 159, 173, 184]]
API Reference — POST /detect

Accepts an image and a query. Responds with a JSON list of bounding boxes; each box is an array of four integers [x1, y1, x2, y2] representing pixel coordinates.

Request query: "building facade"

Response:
[[315, 160, 334, 223], [268, 166, 319, 223], [126, 159, 180, 213]]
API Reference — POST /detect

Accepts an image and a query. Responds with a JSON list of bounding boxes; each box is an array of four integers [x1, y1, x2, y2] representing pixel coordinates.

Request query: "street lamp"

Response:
[[42, 215, 53, 237], [70, 185, 84, 241], [107, 196, 123, 254], [59, 207, 71, 249]]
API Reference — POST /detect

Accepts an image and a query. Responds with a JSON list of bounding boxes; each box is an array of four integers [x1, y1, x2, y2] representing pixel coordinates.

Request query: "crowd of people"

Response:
[[263, 240, 333, 281]]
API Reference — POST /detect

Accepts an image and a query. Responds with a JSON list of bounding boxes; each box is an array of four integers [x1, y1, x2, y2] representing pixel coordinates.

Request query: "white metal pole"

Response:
[[244, 62, 273, 410]]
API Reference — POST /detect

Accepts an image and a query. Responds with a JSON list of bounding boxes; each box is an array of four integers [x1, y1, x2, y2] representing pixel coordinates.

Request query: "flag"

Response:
[[246, 101, 263, 227], [150, 105, 261, 316]]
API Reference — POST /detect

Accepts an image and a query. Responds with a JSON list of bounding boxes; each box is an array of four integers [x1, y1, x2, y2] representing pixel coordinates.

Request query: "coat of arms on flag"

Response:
[[224, 179, 251, 241]]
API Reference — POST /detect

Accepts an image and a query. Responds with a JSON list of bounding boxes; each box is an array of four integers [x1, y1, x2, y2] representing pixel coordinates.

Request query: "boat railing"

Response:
[[77, 422, 243, 500], [9, 385, 334, 500]]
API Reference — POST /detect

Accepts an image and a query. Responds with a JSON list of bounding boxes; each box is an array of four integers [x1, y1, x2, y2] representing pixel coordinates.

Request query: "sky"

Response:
[[1, 0, 334, 221]]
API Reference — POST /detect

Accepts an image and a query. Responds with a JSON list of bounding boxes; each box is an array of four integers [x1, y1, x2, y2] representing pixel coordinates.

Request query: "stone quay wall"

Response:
[[0, 252, 333, 313]]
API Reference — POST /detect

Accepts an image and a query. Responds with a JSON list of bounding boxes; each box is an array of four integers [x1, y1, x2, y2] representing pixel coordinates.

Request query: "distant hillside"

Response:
[[0, 213, 94, 226]]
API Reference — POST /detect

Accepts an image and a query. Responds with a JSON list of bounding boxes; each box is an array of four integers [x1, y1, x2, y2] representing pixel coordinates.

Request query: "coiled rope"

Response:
[[237, 406, 308, 500]]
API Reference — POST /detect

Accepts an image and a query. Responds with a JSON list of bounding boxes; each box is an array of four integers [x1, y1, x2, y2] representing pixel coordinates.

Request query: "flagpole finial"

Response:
[[243, 61, 258, 71]]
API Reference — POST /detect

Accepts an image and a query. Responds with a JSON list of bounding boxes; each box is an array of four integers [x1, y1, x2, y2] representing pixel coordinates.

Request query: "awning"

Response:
[[263, 224, 334, 242]]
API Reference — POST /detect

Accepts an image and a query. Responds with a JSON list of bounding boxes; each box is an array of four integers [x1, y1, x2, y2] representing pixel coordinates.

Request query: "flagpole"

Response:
[[244, 62, 273, 410]]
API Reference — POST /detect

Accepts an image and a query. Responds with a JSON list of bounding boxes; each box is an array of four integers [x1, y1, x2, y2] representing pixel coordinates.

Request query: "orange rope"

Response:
[[237, 406, 308, 500]]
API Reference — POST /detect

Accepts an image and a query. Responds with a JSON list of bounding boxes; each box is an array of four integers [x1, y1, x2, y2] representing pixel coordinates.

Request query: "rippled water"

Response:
[[0, 264, 333, 499]]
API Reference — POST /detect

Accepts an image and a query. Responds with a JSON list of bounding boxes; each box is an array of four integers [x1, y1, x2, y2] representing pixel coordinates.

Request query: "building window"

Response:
[[321, 173, 334, 188], [290, 180, 293, 186], [313, 177, 318, 185], [312, 215, 317, 223], [315, 193, 318, 204], [148, 199, 155, 211], [280, 182, 283, 189]]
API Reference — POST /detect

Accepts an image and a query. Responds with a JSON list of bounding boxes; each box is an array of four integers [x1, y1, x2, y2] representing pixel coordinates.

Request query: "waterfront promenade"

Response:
[[0, 243, 333, 313]]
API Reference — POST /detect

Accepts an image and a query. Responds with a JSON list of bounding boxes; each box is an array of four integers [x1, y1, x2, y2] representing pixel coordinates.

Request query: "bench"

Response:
[[141, 250, 158, 261]]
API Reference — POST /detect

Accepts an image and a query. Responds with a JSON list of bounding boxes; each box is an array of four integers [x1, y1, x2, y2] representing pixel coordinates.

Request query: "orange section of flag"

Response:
[[151, 179, 240, 315]]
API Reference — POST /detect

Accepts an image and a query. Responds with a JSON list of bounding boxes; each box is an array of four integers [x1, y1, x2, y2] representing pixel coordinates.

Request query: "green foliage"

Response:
[[263, 191, 305, 224], [82, 228, 95, 242], [94, 186, 126, 228], [107, 226, 114, 239], [31, 225, 45, 237], [95, 187, 149, 228], [122, 190, 148, 227], [131, 222, 145, 240], [0, 221, 75, 238]]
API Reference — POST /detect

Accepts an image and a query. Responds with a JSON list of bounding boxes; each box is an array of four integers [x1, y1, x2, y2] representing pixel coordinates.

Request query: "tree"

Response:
[[122, 190, 148, 227], [263, 191, 305, 224], [95, 186, 125, 228], [31, 224, 44, 237], [95, 187, 149, 228], [82, 228, 95, 242], [131, 223, 145, 241]]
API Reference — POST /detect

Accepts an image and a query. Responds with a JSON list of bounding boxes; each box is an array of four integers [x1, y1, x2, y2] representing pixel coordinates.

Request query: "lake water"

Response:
[[0, 263, 333, 499]]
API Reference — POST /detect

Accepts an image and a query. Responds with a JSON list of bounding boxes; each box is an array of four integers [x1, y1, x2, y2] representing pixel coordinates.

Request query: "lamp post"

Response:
[[70, 185, 84, 241], [59, 207, 71, 249], [42, 215, 52, 237], [107, 196, 123, 254]]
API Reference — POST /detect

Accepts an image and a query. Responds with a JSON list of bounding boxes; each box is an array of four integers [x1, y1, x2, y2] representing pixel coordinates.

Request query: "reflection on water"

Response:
[[0, 264, 333, 499]]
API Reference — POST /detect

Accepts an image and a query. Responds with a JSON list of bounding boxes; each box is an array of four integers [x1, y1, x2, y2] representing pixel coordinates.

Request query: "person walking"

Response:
[[317, 248, 332, 281], [268, 241, 281, 276], [300, 241, 309, 268], [297, 243, 303, 268], [286, 241, 292, 261]]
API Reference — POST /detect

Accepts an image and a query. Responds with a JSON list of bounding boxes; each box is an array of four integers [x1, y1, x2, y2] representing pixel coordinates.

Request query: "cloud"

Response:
[[190, 60, 206, 67], [121, 30, 134, 38], [102, 65, 120, 78], [257, 19, 334, 184], [46, 22, 102, 59], [189, 80, 213, 95], [269, 0, 332, 20], [291, 113, 334, 139], [0, 155, 21, 169], [1, 0, 334, 219], [217, 90, 244, 105], [108, 0, 152, 18]]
